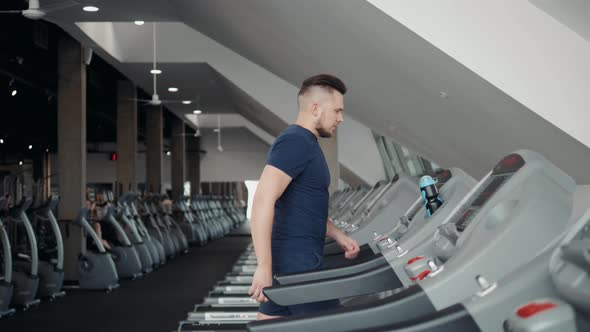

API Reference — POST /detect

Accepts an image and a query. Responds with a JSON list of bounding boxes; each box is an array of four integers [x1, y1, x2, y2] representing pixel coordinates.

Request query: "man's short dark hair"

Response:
[[298, 74, 347, 97]]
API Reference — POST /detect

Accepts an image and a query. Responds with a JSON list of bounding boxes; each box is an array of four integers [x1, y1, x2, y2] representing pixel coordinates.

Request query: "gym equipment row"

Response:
[[0, 192, 247, 319], [178, 244, 258, 331], [176, 150, 589, 331]]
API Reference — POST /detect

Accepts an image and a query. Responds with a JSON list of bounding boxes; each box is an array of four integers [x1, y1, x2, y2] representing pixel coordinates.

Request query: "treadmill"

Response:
[[322, 174, 418, 268], [350, 204, 590, 331], [249, 150, 575, 331], [203, 173, 421, 307], [325, 174, 418, 253], [276, 167, 475, 286], [187, 169, 472, 330], [179, 248, 260, 331]]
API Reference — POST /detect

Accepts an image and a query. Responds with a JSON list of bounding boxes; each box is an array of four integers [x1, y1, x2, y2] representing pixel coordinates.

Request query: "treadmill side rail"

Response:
[[264, 264, 402, 306], [358, 304, 481, 332], [275, 255, 387, 285], [249, 285, 434, 332]]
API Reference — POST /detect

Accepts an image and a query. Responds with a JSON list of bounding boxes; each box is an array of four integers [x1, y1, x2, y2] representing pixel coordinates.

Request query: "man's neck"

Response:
[[294, 119, 320, 139]]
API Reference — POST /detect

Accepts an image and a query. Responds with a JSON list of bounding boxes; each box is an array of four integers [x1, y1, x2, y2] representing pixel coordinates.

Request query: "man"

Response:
[[248, 74, 360, 320]]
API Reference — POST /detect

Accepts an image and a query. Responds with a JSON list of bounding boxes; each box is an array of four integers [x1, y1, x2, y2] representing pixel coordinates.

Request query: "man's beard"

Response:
[[317, 126, 333, 138]]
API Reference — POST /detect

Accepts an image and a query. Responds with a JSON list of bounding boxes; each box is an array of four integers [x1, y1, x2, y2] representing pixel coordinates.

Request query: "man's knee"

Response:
[[257, 312, 281, 321]]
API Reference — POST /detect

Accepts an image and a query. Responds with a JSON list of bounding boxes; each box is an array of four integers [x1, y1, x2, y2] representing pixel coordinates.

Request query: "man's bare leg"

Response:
[[257, 312, 281, 320]]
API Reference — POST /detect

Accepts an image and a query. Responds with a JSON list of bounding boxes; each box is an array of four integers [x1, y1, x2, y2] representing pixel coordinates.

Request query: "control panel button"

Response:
[[516, 302, 557, 319]]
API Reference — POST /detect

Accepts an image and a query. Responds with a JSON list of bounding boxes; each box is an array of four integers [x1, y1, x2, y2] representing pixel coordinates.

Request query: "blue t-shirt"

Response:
[[267, 124, 330, 261]]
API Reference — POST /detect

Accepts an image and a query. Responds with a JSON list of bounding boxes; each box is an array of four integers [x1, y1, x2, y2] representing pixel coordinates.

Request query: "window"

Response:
[[244, 180, 259, 219], [373, 131, 440, 179]]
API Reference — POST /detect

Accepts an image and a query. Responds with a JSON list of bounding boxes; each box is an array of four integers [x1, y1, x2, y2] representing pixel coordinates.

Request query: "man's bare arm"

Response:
[[326, 218, 360, 260], [249, 165, 293, 302], [326, 218, 345, 241]]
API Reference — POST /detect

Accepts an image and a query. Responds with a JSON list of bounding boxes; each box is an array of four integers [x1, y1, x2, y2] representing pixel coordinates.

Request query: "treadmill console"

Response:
[[433, 169, 453, 186], [431, 154, 526, 261], [448, 154, 524, 234]]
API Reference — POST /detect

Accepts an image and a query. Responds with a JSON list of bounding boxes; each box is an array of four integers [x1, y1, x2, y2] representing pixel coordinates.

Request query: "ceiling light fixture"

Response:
[[134, 20, 145, 26], [19, 161, 23, 166], [0, 139, 4, 144], [168, 87, 179, 92], [11, 89, 17, 97], [182, 101, 192, 105], [28, 144, 32, 150], [83, 6, 99, 12], [166, 151, 171, 156], [193, 110, 202, 115], [150, 69, 162, 75]]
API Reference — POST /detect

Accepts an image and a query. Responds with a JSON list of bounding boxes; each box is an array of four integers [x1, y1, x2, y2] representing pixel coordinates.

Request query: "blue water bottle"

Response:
[[419, 175, 443, 217]]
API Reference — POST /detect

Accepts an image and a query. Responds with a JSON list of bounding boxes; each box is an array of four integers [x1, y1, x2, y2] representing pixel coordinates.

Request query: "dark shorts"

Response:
[[258, 251, 341, 317]]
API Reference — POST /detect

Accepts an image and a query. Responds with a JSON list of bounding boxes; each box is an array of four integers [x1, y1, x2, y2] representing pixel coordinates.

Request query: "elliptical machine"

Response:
[[6, 198, 40, 309], [75, 208, 119, 292], [102, 206, 143, 279], [115, 198, 154, 274], [28, 195, 65, 300], [0, 217, 15, 318]]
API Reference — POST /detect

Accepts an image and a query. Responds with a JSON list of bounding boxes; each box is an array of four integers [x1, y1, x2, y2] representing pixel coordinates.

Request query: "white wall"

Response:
[[368, 0, 590, 148], [200, 127, 270, 182]]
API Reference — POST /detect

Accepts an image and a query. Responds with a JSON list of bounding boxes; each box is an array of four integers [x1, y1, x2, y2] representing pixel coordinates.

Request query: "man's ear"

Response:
[[311, 103, 319, 116]]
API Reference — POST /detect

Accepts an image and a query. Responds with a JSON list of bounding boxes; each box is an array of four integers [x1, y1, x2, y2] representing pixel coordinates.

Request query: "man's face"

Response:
[[316, 92, 344, 138]]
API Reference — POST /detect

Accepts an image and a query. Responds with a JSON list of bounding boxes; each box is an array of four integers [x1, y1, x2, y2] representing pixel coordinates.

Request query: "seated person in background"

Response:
[[90, 192, 112, 251], [162, 194, 173, 215]]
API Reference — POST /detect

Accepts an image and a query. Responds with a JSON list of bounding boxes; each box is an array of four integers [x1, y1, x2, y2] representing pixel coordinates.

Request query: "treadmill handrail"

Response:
[[347, 303, 478, 332], [249, 285, 435, 332], [362, 180, 397, 216], [335, 190, 358, 210], [275, 255, 388, 285], [0, 219, 13, 283], [350, 183, 382, 215], [264, 263, 401, 306]]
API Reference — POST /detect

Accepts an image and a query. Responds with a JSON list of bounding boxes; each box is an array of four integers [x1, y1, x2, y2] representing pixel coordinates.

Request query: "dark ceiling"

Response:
[[0, 2, 177, 164]]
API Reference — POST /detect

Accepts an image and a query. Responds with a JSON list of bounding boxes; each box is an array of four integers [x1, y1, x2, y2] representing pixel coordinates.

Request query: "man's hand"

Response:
[[248, 265, 273, 303], [326, 218, 360, 259], [337, 235, 360, 260]]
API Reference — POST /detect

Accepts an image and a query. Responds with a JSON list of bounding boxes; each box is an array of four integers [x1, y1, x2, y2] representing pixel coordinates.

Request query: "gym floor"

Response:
[[0, 235, 251, 332]]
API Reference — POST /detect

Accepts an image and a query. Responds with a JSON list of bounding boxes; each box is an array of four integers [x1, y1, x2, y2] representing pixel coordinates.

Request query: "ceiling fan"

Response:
[[132, 23, 197, 107], [0, 0, 78, 20], [175, 114, 202, 138], [173, 114, 223, 153], [214, 114, 224, 152]]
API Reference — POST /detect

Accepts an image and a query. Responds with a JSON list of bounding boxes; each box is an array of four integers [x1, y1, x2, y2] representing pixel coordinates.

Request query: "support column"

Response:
[[42, 152, 51, 201], [57, 34, 86, 281], [319, 130, 339, 194], [186, 126, 201, 196], [116, 81, 137, 197], [146, 105, 163, 193], [171, 116, 186, 200]]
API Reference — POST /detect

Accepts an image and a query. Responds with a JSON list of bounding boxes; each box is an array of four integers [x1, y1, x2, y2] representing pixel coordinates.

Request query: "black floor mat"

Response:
[[0, 236, 252, 332]]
